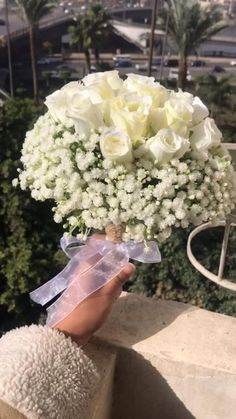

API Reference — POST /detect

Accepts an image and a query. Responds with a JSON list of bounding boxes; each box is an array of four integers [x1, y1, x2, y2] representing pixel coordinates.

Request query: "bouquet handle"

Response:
[[105, 223, 126, 243], [30, 224, 161, 327]]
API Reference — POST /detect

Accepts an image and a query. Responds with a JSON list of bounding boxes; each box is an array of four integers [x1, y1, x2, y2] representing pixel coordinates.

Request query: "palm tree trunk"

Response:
[[178, 53, 187, 90], [84, 49, 91, 73], [4, 0, 14, 96], [29, 23, 38, 100], [94, 47, 100, 67]]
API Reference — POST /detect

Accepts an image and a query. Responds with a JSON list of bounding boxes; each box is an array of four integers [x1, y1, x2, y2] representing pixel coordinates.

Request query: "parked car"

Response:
[[37, 57, 51, 65], [114, 59, 134, 75], [56, 64, 74, 72], [164, 58, 179, 67], [168, 68, 192, 81], [48, 64, 74, 79], [113, 54, 131, 62], [230, 60, 236, 66], [50, 64, 76, 79], [37, 56, 61, 65], [212, 65, 226, 73], [135, 58, 161, 72], [190, 60, 206, 67]]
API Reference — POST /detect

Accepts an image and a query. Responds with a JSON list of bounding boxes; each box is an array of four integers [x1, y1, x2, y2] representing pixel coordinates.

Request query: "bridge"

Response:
[[0, 5, 236, 60]]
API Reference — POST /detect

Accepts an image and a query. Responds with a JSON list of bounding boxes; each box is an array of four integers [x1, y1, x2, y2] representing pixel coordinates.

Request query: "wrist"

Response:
[[53, 306, 93, 346]]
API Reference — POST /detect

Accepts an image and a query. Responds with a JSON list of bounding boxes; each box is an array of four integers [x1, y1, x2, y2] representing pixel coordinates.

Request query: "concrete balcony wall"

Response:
[[84, 344, 117, 419], [94, 293, 236, 419]]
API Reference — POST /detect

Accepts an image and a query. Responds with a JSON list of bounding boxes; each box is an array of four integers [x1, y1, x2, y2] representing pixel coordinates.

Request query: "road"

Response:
[[1, 55, 236, 93], [61, 57, 236, 80]]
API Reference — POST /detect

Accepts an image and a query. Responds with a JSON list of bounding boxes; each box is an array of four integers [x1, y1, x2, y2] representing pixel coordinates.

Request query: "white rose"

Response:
[[45, 90, 68, 124], [124, 74, 169, 108], [146, 128, 190, 164], [164, 98, 194, 136], [62, 81, 103, 107], [150, 107, 168, 133], [170, 90, 209, 126], [192, 97, 209, 125], [100, 128, 133, 163], [109, 92, 152, 142], [67, 91, 103, 136], [61, 81, 82, 93], [83, 70, 123, 102], [45, 83, 88, 126], [190, 117, 222, 152], [170, 89, 193, 103]]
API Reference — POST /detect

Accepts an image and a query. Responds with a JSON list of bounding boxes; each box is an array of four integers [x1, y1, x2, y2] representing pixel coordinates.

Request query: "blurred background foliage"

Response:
[[129, 227, 236, 317], [0, 97, 65, 334], [0, 95, 236, 335]]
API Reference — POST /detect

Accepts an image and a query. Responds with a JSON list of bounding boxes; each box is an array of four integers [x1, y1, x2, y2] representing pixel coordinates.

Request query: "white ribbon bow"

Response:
[[30, 236, 161, 327]]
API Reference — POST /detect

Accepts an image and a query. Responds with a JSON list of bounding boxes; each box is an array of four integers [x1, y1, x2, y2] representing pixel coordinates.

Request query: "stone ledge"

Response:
[[84, 343, 117, 419], [0, 400, 27, 419], [95, 293, 236, 419], [95, 292, 236, 374], [111, 347, 236, 419]]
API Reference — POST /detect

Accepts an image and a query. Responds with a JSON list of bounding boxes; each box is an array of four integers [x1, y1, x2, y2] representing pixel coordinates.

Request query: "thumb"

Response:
[[116, 262, 136, 285], [103, 262, 135, 300]]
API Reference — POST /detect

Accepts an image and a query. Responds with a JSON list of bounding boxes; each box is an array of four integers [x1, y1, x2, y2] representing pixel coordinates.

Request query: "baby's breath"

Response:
[[16, 72, 236, 242]]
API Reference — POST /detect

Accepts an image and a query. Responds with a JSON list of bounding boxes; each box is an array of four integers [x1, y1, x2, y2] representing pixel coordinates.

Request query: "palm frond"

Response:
[[69, 3, 112, 51], [14, 0, 56, 24], [158, 0, 227, 56]]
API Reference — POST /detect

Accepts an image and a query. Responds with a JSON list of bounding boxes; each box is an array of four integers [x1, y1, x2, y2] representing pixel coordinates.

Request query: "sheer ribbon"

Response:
[[30, 236, 161, 327]]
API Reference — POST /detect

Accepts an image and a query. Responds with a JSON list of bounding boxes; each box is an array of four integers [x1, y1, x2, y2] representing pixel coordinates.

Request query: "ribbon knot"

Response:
[[30, 236, 161, 327]]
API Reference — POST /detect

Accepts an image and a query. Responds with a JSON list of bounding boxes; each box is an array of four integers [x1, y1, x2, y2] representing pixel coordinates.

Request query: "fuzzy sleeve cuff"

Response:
[[0, 325, 100, 419]]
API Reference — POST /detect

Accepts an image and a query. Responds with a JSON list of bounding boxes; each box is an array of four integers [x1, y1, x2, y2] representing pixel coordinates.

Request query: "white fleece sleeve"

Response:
[[0, 325, 100, 419]]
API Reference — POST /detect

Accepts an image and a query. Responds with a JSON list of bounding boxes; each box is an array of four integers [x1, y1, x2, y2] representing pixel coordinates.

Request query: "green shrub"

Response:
[[0, 98, 65, 334], [129, 227, 236, 316]]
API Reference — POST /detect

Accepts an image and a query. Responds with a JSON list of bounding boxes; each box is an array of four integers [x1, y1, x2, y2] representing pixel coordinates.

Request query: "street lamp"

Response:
[[147, 0, 159, 77], [159, 0, 169, 81], [4, 0, 13, 96]]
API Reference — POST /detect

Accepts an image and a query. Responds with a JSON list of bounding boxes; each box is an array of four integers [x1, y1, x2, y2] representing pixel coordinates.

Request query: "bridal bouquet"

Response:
[[15, 71, 236, 325]]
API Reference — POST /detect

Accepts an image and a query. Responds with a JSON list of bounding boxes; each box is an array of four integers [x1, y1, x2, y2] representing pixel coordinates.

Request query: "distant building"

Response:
[[199, 0, 236, 14]]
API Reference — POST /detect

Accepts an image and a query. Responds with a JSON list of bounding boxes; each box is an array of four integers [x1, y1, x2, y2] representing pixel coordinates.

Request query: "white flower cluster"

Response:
[[16, 71, 236, 242]]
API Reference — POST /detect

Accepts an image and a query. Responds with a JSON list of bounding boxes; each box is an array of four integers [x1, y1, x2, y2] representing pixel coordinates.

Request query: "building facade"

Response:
[[199, 0, 236, 14]]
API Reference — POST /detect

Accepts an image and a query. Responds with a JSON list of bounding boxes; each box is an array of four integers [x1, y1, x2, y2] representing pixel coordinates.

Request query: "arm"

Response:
[[0, 325, 100, 419], [0, 262, 134, 419]]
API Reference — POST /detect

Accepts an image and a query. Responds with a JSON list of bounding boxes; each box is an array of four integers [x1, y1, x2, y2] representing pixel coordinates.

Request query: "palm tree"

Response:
[[87, 4, 112, 67], [69, 4, 112, 72], [69, 16, 91, 72], [14, 0, 56, 99], [158, 0, 227, 89]]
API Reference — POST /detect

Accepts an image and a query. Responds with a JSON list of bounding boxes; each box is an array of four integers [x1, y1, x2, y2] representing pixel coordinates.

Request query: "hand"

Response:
[[54, 236, 135, 345]]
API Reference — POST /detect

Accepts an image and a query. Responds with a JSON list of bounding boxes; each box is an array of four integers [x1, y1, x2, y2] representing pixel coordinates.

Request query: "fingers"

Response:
[[99, 262, 135, 296], [116, 262, 136, 285], [88, 236, 135, 286], [101, 262, 135, 302]]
